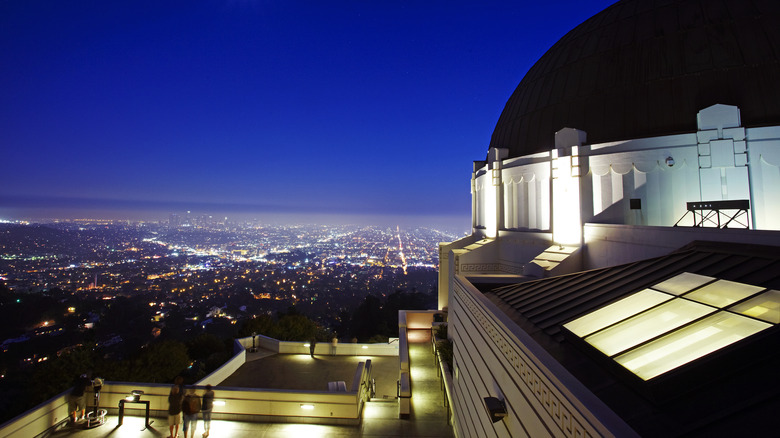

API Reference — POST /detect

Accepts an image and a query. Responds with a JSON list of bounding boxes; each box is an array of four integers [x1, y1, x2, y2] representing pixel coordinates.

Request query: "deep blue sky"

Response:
[[0, 0, 614, 228]]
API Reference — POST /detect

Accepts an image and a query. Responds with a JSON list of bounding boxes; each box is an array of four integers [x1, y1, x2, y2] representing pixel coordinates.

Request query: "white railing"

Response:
[[196, 339, 247, 386], [233, 334, 399, 357], [0, 389, 70, 438]]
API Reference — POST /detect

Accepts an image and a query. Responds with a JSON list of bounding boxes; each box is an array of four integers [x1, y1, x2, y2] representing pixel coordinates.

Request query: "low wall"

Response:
[[398, 327, 409, 373], [583, 223, 780, 270], [196, 339, 246, 386], [198, 335, 397, 387], [235, 334, 399, 356], [399, 309, 440, 329], [97, 381, 363, 423], [351, 359, 373, 413], [0, 389, 70, 438], [0, 375, 370, 437], [434, 337, 454, 424]]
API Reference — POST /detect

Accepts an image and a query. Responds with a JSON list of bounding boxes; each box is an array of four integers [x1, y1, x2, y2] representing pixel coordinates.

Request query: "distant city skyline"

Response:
[[1, 0, 615, 227], [0, 194, 472, 230]]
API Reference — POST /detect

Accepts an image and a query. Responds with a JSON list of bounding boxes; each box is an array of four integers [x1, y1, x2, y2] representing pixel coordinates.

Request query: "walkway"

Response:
[[406, 329, 453, 437]]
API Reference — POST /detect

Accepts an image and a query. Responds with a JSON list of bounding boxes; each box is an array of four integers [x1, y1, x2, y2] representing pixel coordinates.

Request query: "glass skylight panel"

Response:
[[585, 299, 715, 356], [614, 312, 772, 380], [728, 289, 780, 324], [652, 272, 714, 296], [564, 289, 673, 337], [684, 279, 765, 308], [570, 272, 777, 381]]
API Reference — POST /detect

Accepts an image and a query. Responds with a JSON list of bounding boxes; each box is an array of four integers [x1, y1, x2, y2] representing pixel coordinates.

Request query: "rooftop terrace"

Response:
[[2, 314, 453, 438]]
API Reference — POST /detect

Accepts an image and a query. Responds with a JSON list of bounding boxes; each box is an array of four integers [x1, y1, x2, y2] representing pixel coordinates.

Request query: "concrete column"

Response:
[[552, 128, 586, 246]]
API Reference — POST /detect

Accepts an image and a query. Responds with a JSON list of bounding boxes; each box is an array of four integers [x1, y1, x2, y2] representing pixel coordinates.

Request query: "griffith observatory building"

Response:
[[439, 0, 780, 437]]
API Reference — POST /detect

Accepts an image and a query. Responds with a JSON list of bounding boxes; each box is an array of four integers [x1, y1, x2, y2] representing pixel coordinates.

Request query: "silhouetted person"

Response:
[[201, 385, 215, 437], [309, 339, 316, 357], [68, 374, 91, 423], [173, 375, 184, 394], [182, 388, 201, 438], [168, 385, 183, 438]]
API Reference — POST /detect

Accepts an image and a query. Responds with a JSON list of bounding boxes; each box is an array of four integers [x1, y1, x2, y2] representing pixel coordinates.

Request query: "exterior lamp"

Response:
[[483, 397, 507, 423], [126, 390, 144, 402], [300, 404, 315, 410]]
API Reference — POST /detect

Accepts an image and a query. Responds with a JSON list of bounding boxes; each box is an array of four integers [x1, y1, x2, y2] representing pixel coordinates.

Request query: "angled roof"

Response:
[[484, 241, 780, 437]]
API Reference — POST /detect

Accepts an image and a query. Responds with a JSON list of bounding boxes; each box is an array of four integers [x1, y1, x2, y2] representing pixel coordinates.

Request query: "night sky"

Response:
[[1, 0, 615, 228]]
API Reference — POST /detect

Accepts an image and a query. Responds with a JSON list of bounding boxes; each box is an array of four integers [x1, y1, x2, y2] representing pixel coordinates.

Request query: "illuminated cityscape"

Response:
[[1, 217, 457, 323]]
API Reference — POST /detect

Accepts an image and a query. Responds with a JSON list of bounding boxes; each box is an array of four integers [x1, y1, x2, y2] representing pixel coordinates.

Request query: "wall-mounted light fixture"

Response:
[[300, 404, 315, 410], [483, 396, 507, 423], [665, 156, 675, 167]]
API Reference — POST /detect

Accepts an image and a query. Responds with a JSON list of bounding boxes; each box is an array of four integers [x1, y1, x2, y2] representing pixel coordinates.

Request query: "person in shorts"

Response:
[[168, 385, 183, 438], [68, 374, 91, 423]]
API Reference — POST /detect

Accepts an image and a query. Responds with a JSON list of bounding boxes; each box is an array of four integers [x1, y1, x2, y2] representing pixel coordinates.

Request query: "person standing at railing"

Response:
[[182, 387, 201, 438], [68, 373, 91, 424], [201, 385, 215, 438], [168, 385, 183, 438]]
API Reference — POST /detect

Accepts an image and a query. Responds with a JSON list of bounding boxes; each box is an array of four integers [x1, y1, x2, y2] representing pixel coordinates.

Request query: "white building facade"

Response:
[[440, 1, 780, 436]]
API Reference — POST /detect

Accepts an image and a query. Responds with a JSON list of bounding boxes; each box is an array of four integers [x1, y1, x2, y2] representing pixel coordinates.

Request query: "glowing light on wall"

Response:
[[482, 172, 498, 238], [552, 148, 582, 245]]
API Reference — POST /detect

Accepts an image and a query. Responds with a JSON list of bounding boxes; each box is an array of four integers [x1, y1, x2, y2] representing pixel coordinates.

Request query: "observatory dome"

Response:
[[490, 0, 780, 157]]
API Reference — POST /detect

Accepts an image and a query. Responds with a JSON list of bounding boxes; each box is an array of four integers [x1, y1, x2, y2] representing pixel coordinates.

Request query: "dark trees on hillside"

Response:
[[238, 306, 332, 342], [342, 290, 430, 342]]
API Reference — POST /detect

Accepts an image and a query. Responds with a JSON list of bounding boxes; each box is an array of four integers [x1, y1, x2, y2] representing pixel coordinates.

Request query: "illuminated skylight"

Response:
[[728, 289, 780, 324], [564, 272, 777, 381], [615, 313, 770, 380], [652, 272, 714, 296], [584, 299, 715, 356], [564, 289, 673, 337], [684, 279, 764, 308]]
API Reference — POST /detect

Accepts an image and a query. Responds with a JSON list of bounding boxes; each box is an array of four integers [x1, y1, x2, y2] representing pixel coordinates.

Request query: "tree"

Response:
[[237, 310, 329, 342], [123, 340, 191, 383], [29, 347, 96, 407], [238, 314, 275, 337], [187, 333, 225, 361], [350, 294, 385, 341], [346, 291, 430, 341], [274, 314, 318, 341]]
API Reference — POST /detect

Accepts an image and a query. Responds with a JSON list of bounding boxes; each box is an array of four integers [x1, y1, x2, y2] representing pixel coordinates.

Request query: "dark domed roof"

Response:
[[491, 0, 780, 157]]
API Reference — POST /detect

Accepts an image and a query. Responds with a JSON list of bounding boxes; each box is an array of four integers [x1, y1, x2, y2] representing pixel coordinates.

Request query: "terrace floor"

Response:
[[48, 330, 453, 438], [220, 347, 400, 399]]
